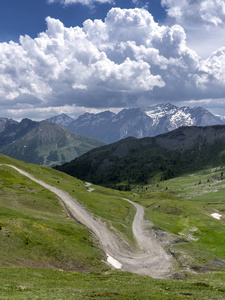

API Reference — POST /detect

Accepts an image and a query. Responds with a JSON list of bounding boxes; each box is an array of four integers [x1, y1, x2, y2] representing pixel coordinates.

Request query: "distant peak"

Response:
[[144, 103, 177, 111], [20, 118, 35, 124], [58, 113, 69, 117]]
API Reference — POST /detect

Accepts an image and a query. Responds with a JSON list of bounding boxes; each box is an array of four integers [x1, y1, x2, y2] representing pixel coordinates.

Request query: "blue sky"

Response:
[[0, 0, 166, 41], [1, 0, 225, 120]]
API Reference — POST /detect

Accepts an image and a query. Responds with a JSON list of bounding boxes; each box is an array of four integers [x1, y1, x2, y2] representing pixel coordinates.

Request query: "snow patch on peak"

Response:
[[216, 114, 225, 122], [144, 103, 177, 126], [170, 110, 194, 129]]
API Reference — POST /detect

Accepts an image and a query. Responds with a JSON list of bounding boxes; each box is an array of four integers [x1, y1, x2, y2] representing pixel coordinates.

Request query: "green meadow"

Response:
[[1, 268, 225, 299], [1, 154, 225, 299]]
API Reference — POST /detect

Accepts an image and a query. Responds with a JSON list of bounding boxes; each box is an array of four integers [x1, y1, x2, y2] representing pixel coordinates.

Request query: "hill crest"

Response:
[[55, 124, 225, 186]]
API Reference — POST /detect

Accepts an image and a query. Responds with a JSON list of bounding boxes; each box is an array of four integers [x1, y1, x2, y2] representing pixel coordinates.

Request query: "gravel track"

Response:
[[4, 165, 174, 278]]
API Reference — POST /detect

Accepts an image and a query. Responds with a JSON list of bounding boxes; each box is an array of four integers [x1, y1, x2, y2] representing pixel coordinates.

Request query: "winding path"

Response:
[[3, 164, 174, 278]]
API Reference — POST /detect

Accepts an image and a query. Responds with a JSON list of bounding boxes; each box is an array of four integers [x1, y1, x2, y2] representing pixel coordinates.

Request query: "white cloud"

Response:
[[200, 0, 225, 26], [161, 0, 225, 26], [47, 0, 113, 6], [196, 47, 225, 89], [0, 7, 225, 119], [161, 0, 225, 59], [72, 83, 88, 90]]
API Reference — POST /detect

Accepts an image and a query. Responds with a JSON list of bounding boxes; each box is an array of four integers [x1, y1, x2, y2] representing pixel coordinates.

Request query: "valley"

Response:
[[2, 0, 225, 297], [1, 154, 225, 298], [1, 114, 225, 299]]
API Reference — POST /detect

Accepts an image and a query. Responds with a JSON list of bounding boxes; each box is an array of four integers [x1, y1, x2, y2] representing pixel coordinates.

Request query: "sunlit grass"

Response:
[[1, 154, 225, 298]]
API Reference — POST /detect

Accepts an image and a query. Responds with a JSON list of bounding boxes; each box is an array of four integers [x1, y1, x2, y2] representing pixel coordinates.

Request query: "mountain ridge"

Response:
[[46, 103, 225, 143], [55, 124, 225, 187], [0, 118, 105, 167]]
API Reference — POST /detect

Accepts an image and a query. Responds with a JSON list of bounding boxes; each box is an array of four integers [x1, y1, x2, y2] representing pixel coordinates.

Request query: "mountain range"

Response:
[[46, 103, 225, 143], [1, 103, 224, 168], [55, 125, 225, 187], [0, 118, 105, 167]]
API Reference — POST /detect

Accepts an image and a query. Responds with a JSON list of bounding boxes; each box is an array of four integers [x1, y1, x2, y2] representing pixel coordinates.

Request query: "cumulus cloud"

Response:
[[0, 7, 225, 119], [195, 47, 225, 96], [161, 0, 225, 58], [161, 0, 225, 26]]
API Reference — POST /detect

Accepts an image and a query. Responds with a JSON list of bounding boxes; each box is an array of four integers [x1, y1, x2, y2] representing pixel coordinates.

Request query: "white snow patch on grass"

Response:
[[210, 213, 222, 220], [85, 182, 95, 192], [107, 254, 122, 269]]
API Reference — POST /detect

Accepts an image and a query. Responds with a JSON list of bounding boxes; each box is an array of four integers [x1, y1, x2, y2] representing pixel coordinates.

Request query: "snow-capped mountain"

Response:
[[46, 103, 225, 143], [143, 103, 224, 133]]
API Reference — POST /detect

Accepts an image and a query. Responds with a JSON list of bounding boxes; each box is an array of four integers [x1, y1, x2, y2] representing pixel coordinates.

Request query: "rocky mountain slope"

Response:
[[0, 117, 18, 132], [55, 125, 225, 186], [0, 118, 105, 167], [46, 103, 225, 143]]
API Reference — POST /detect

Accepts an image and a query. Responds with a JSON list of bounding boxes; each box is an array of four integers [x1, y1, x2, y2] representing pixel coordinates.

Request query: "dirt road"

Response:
[[5, 165, 174, 278]]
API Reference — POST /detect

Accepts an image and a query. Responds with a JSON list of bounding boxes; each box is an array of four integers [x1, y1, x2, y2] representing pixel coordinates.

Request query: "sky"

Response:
[[1, 0, 225, 120]]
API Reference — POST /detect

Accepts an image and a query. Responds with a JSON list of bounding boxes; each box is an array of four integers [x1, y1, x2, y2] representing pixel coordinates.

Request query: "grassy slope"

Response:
[[1, 268, 225, 300], [0, 164, 105, 272], [134, 167, 225, 274], [0, 154, 136, 267], [0, 155, 135, 243], [1, 154, 225, 298]]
